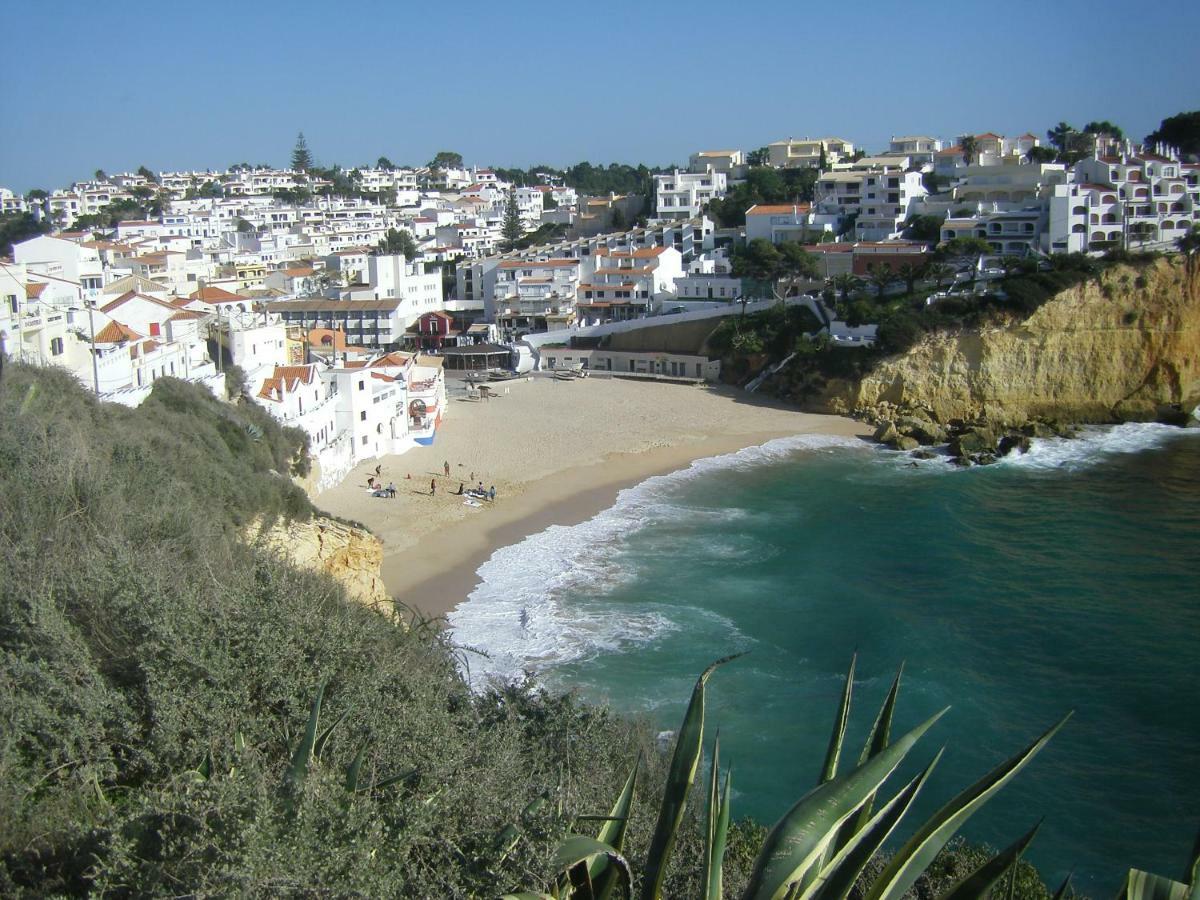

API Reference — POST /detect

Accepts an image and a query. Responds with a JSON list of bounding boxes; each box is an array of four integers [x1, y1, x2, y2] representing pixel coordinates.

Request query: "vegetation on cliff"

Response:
[[0, 365, 731, 896]]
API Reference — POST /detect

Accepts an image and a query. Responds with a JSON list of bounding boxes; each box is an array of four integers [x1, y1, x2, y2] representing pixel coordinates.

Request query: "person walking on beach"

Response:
[[443, 460, 450, 477], [386, 482, 396, 498], [488, 485, 496, 502], [430, 478, 436, 496], [375, 464, 382, 478]]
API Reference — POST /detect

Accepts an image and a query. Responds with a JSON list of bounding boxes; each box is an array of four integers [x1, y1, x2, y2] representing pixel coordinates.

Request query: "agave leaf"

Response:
[[741, 707, 948, 900], [830, 663, 905, 857], [802, 749, 943, 900], [553, 835, 632, 897], [197, 749, 213, 781], [314, 709, 349, 761], [707, 765, 734, 900], [700, 735, 726, 900], [501, 894, 556, 900], [865, 712, 1071, 900], [234, 731, 246, 753], [345, 742, 368, 793], [936, 820, 1041, 900], [1118, 869, 1189, 900], [1190, 827, 1200, 895], [364, 767, 419, 792], [591, 755, 640, 899], [285, 681, 325, 797], [641, 653, 743, 900], [1050, 869, 1074, 900], [820, 654, 857, 785]]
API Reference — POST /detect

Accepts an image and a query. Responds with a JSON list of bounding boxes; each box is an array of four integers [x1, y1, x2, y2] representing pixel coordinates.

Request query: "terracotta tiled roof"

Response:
[[168, 309, 206, 321], [100, 291, 177, 314], [25, 283, 48, 299], [94, 320, 143, 343], [190, 285, 245, 302], [498, 258, 580, 269], [368, 351, 415, 368]]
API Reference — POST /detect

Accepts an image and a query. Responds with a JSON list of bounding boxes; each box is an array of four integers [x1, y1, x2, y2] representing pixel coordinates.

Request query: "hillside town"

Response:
[[3, 125, 1198, 485]]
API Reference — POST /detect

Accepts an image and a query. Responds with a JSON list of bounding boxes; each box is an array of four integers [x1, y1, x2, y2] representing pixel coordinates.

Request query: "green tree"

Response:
[[25, 188, 48, 201], [610, 207, 626, 231], [938, 236, 992, 282], [1025, 146, 1058, 164], [428, 150, 464, 171], [828, 273, 863, 307], [866, 262, 900, 297], [1046, 122, 1075, 153], [377, 156, 395, 169], [1177, 225, 1200, 282], [776, 241, 819, 296], [999, 255, 1024, 277], [1145, 110, 1200, 155], [1083, 120, 1123, 141], [0, 212, 51, 255], [957, 134, 978, 165], [136, 164, 158, 183], [501, 186, 523, 251], [376, 227, 418, 259], [925, 262, 954, 288], [746, 146, 769, 167], [896, 261, 925, 295], [236, 218, 254, 234], [94, 168, 107, 181], [905, 214, 944, 243], [291, 132, 313, 172]]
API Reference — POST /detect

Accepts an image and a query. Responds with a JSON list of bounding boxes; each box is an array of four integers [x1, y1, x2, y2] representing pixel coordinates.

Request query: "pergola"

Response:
[[439, 343, 513, 371]]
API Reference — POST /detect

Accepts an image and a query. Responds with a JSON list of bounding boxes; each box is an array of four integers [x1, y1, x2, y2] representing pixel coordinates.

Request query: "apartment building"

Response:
[[1074, 148, 1196, 249], [267, 298, 407, 350], [492, 258, 582, 338], [814, 168, 927, 240], [688, 150, 747, 181], [575, 246, 683, 324], [767, 137, 855, 169], [655, 168, 727, 220], [884, 136, 942, 167]]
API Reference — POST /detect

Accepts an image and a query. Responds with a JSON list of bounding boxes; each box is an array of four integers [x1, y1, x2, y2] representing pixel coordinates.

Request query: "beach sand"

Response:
[[314, 375, 870, 618]]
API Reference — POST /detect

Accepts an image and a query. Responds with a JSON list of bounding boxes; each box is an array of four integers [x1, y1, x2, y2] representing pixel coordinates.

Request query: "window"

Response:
[[6, 294, 16, 314], [360, 411, 367, 421], [361, 435, 368, 445], [358, 380, 365, 390], [50, 337, 64, 356]]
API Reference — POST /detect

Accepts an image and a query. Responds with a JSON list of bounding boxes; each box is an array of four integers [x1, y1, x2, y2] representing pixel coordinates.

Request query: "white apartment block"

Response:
[[884, 136, 942, 167], [689, 150, 747, 181], [814, 168, 927, 240], [767, 137, 855, 169], [655, 168, 727, 220], [575, 246, 683, 324], [492, 258, 581, 338]]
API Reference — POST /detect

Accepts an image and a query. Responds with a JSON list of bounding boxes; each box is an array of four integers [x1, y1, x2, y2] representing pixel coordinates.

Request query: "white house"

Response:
[[655, 168, 727, 221]]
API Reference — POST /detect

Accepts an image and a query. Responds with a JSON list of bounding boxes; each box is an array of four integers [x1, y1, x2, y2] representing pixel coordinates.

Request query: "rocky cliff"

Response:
[[816, 258, 1200, 424], [249, 515, 393, 617]]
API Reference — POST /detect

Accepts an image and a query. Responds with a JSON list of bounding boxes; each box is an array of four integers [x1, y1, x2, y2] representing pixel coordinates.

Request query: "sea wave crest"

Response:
[[998, 422, 1198, 471], [448, 432, 866, 687]]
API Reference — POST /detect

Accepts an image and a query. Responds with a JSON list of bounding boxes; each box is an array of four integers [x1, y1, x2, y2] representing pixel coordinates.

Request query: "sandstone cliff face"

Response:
[[817, 259, 1200, 424], [249, 516, 393, 617]]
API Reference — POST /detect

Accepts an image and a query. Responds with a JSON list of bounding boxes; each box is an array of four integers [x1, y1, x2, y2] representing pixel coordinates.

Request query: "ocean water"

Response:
[[448, 424, 1200, 893]]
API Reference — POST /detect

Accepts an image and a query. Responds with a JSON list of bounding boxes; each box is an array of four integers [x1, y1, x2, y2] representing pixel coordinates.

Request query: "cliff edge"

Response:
[[816, 258, 1199, 424], [249, 515, 393, 617]]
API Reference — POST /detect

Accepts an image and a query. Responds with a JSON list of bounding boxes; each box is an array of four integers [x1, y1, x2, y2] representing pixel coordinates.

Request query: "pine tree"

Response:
[[291, 132, 313, 173], [501, 187, 523, 251]]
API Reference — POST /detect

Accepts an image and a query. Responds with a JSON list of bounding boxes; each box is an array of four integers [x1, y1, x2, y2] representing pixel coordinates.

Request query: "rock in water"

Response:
[[892, 435, 920, 452], [998, 434, 1032, 457], [873, 421, 899, 444]]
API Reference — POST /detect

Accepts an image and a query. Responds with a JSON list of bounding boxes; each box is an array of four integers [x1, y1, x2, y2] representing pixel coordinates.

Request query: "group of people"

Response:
[[368, 461, 495, 503]]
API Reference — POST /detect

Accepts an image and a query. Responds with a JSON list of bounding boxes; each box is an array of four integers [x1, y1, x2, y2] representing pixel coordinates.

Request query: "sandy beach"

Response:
[[314, 375, 870, 618]]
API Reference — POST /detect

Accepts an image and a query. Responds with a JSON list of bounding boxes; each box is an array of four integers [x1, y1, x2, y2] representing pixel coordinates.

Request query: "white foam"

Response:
[[997, 422, 1197, 471], [448, 432, 867, 688]]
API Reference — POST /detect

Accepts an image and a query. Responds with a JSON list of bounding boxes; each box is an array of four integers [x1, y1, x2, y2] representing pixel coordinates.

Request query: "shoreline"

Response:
[[312, 377, 871, 620], [388, 430, 826, 619]]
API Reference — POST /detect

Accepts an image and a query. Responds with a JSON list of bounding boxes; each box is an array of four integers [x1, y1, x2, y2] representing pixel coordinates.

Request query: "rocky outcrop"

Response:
[[818, 259, 1200, 426], [248, 515, 393, 618]]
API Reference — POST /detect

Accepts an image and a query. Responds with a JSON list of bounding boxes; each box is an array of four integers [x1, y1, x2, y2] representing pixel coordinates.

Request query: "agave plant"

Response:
[[509, 654, 1072, 900]]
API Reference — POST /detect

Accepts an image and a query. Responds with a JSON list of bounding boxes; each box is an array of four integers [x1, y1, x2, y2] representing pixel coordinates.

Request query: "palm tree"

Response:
[[828, 273, 862, 308], [865, 263, 899, 298], [958, 134, 978, 165], [925, 262, 954, 288], [896, 262, 924, 295], [999, 255, 1023, 277]]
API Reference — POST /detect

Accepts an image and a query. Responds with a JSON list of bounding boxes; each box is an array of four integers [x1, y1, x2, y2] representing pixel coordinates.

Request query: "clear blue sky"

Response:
[[2, 0, 1198, 193]]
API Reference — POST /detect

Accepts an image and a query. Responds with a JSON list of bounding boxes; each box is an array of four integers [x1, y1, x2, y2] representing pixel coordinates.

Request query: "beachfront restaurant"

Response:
[[438, 343, 513, 372]]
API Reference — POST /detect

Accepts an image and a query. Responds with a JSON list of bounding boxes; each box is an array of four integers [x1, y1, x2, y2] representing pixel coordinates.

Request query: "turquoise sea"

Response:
[[448, 424, 1200, 893]]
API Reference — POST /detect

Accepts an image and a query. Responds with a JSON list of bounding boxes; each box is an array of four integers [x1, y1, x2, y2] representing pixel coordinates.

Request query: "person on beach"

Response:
[[488, 485, 496, 502], [367, 476, 376, 490], [375, 464, 382, 477], [455, 482, 464, 495], [443, 460, 450, 477], [386, 482, 396, 497], [430, 478, 436, 496]]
